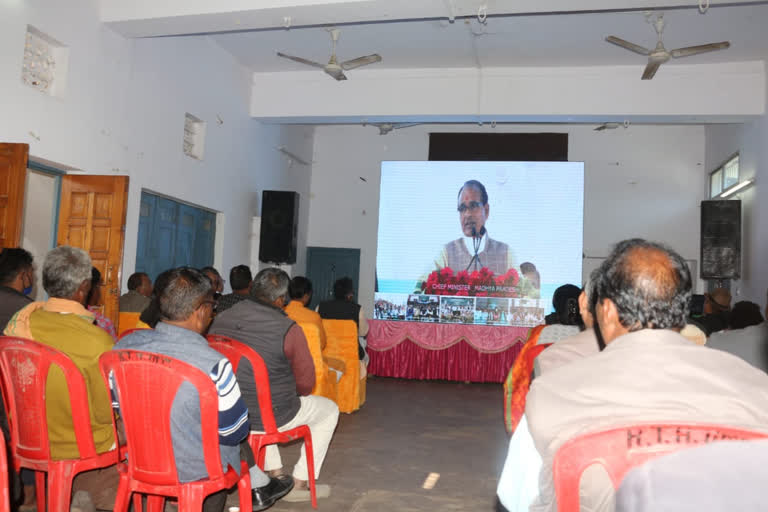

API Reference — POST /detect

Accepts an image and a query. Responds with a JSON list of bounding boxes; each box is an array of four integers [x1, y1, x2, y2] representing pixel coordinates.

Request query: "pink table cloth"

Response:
[[367, 320, 530, 383]]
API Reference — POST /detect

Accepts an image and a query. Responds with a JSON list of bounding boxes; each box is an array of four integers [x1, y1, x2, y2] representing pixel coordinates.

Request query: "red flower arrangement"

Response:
[[420, 266, 521, 297]]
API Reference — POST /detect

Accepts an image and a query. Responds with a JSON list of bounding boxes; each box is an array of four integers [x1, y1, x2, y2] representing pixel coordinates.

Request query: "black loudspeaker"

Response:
[[700, 200, 741, 279], [259, 191, 299, 264]]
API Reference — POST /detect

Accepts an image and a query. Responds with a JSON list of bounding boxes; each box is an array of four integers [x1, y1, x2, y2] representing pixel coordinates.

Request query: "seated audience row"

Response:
[[3, 248, 352, 511]]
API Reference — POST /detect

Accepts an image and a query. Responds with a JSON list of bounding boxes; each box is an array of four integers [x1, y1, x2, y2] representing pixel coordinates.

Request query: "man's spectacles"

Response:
[[457, 201, 484, 213]]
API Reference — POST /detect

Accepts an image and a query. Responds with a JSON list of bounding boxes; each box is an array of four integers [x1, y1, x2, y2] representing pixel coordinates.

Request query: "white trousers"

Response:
[[256, 395, 339, 481]]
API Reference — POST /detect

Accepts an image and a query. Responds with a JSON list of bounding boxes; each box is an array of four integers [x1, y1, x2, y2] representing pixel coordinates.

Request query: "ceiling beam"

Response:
[[102, 0, 768, 38], [249, 61, 765, 124]]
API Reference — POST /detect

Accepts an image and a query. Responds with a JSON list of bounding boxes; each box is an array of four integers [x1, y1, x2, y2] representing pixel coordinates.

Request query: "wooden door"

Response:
[[57, 176, 129, 325], [0, 143, 29, 249], [306, 247, 361, 310]]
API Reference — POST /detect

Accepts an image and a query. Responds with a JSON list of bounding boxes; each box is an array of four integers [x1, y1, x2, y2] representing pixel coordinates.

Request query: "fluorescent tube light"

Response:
[[718, 178, 754, 198]]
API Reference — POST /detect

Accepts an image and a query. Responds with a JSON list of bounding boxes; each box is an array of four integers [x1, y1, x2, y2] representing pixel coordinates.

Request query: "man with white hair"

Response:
[[210, 267, 339, 503], [525, 239, 768, 511], [4, 246, 118, 511]]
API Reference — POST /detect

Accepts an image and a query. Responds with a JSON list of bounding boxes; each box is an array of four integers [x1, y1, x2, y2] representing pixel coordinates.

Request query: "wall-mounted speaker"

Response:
[[259, 191, 299, 264], [700, 200, 741, 279]]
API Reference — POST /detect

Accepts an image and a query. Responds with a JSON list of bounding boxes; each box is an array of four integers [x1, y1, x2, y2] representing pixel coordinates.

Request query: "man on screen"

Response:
[[431, 180, 539, 295]]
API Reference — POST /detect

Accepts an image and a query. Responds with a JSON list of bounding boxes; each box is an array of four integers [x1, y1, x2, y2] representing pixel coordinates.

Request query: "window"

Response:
[[709, 154, 739, 198]]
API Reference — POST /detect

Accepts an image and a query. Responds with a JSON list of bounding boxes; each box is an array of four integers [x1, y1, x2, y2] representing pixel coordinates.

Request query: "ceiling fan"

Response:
[[277, 28, 382, 81], [594, 121, 630, 131], [605, 14, 730, 80]]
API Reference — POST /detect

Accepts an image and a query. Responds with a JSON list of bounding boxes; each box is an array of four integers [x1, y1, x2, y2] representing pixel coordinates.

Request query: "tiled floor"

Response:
[[237, 376, 509, 511]]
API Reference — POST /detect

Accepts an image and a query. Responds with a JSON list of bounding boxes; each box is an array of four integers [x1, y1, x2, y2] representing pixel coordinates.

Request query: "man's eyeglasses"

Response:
[[457, 201, 484, 213]]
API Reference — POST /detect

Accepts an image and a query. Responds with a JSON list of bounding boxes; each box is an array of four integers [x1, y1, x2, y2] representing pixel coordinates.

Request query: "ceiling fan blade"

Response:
[[341, 54, 382, 71], [605, 36, 651, 56], [594, 125, 607, 131], [276, 52, 325, 69], [641, 59, 662, 80], [392, 123, 421, 130], [670, 41, 730, 58], [335, 71, 348, 81]]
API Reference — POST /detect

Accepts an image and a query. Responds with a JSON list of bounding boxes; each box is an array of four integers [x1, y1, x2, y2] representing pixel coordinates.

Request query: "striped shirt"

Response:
[[117, 322, 250, 482], [210, 358, 249, 444]]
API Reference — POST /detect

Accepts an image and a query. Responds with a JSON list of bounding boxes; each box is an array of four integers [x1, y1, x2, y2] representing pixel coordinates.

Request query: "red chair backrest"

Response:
[[0, 336, 100, 465], [553, 423, 768, 512], [0, 429, 9, 511], [207, 335, 279, 434], [99, 350, 227, 486]]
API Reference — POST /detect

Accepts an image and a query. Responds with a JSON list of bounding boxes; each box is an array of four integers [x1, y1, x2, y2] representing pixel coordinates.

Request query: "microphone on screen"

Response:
[[466, 226, 482, 272]]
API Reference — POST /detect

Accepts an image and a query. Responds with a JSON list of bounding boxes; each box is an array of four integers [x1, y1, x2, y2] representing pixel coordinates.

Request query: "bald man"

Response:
[[517, 239, 768, 512]]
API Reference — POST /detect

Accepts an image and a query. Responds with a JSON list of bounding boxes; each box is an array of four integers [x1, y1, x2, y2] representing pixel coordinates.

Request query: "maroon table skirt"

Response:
[[367, 320, 529, 383]]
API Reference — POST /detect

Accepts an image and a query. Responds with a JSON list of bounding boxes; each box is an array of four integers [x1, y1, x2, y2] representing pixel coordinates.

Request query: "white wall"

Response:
[[307, 124, 706, 311], [0, 0, 314, 291], [705, 106, 768, 305]]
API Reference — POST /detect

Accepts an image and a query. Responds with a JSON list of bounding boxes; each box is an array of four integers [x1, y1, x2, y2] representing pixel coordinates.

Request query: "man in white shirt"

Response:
[[707, 299, 768, 372], [498, 239, 768, 512]]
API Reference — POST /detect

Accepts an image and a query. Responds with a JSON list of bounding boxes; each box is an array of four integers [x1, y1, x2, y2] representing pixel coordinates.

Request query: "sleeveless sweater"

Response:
[[210, 299, 300, 430]]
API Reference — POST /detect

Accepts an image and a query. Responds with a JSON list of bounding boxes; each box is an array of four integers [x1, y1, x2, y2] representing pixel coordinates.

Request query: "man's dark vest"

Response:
[[209, 299, 300, 430], [318, 300, 365, 359]]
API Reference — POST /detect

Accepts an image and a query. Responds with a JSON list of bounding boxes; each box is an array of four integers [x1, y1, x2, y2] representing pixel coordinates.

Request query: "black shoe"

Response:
[[252, 475, 294, 511]]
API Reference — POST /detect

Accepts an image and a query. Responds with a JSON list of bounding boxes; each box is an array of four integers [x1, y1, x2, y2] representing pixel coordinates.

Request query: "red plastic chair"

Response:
[[0, 336, 122, 512], [207, 335, 317, 508], [0, 429, 9, 512], [553, 423, 768, 512], [503, 325, 549, 434], [99, 350, 252, 512]]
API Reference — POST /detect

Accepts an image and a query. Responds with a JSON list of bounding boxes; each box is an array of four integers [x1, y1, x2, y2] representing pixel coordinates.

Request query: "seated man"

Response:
[[0, 248, 35, 329], [695, 287, 732, 335], [119, 267, 292, 512], [515, 239, 768, 512], [210, 268, 340, 503], [286, 276, 345, 385], [4, 246, 118, 510], [534, 275, 599, 377], [285, 277, 326, 349], [217, 265, 252, 314], [119, 272, 152, 313], [318, 277, 369, 363], [202, 266, 225, 295], [707, 299, 768, 372]]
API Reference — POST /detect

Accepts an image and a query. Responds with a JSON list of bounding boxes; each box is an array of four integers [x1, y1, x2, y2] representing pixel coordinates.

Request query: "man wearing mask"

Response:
[[0, 248, 35, 329]]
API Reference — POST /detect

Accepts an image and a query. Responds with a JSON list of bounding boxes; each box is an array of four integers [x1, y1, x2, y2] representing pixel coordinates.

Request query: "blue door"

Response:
[[305, 247, 361, 310], [135, 191, 216, 280]]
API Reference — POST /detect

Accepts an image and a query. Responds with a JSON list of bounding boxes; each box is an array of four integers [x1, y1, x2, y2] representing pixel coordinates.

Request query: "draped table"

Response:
[[367, 320, 530, 383]]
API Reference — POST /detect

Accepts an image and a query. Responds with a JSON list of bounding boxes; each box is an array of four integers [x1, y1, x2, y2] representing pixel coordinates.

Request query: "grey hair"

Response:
[[159, 267, 212, 321], [251, 267, 290, 304], [42, 246, 92, 299]]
